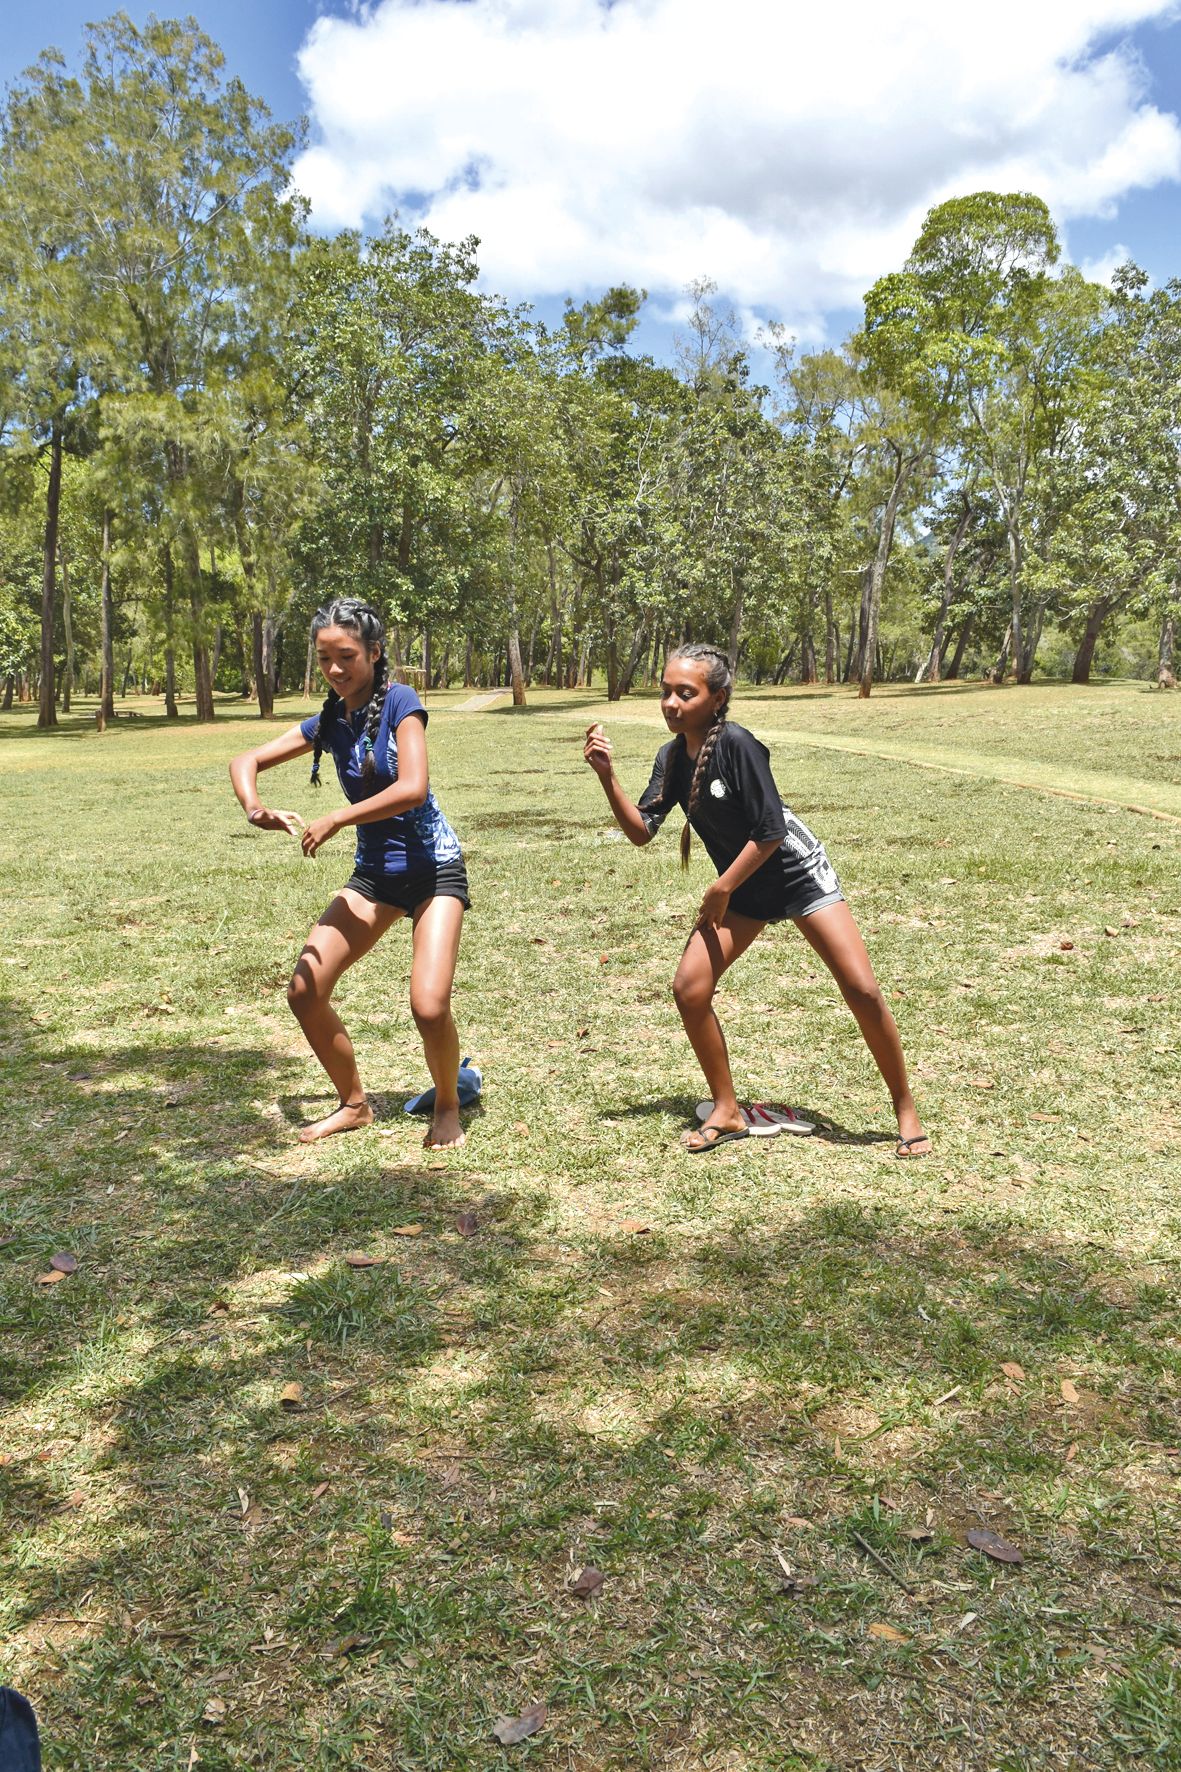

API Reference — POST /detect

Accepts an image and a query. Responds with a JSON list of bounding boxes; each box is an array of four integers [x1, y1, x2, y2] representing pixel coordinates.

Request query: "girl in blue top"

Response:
[[229, 598, 470, 1148]]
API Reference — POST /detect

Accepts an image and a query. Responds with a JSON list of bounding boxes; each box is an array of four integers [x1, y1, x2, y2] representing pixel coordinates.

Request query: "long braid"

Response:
[[307, 596, 387, 787], [358, 650, 389, 782], [310, 686, 341, 788], [672, 643, 733, 870]]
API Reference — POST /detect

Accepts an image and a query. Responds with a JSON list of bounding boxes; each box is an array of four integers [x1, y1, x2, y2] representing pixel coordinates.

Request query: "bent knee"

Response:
[[672, 970, 713, 1017], [411, 992, 452, 1033], [841, 976, 887, 1019], [287, 964, 323, 1017]]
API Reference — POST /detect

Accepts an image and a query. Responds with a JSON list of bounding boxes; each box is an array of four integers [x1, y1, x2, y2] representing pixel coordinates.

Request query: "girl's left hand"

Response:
[[697, 882, 731, 929], [301, 814, 340, 858]]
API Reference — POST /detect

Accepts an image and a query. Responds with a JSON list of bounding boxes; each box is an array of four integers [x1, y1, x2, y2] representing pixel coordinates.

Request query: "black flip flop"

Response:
[[684, 1122, 750, 1154], [895, 1134, 932, 1159]]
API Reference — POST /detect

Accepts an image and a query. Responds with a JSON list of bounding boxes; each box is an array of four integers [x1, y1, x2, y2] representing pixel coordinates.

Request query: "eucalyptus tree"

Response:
[[66, 14, 301, 720]]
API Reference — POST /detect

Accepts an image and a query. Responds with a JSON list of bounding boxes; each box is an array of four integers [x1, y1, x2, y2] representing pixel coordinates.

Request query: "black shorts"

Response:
[[345, 858, 470, 915], [729, 811, 845, 924]]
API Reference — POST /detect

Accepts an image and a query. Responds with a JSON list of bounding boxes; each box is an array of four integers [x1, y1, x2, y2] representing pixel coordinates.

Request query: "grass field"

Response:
[[2, 678, 1180, 1771]]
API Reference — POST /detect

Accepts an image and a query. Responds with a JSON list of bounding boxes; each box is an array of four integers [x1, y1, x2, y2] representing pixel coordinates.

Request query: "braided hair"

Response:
[[671, 643, 732, 870], [309, 598, 388, 787]]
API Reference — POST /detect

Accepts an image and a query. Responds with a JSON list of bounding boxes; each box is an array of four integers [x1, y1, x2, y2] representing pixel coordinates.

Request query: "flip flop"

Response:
[[683, 1122, 750, 1154], [404, 1058, 483, 1116], [895, 1133, 932, 1159], [695, 1101, 815, 1137]]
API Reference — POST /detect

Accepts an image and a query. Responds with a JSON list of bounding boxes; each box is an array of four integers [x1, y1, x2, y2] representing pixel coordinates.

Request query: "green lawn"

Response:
[[2, 681, 1180, 1771]]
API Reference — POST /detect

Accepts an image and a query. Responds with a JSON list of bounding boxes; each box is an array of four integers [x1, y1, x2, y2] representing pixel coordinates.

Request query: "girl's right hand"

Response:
[[248, 807, 305, 835], [583, 723, 614, 779]]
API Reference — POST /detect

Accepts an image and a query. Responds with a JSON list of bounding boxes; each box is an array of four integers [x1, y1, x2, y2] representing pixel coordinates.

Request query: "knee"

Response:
[[411, 989, 452, 1036], [672, 967, 712, 1019], [286, 963, 320, 1019], [841, 974, 887, 1021]]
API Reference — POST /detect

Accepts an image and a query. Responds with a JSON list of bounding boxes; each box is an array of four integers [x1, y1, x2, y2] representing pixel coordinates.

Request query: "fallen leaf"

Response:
[[619, 1219, 650, 1235], [0, 1453, 12, 1467], [202, 1698, 227, 1726], [1029, 1112, 1059, 1122], [1103, 926, 1118, 938], [1000, 1362, 1026, 1381], [187, 1744, 200, 1769], [206, 1298, 230, 1316], [576, 1026, 589, 1038], [1065, 1443, 1078, 1463], [311, 1481, 331, 1498], [968, 1077, 995, 1090], [967, 1527, 1023, 1565], [391, 1224, 423, 1238], [779, 1573, 819, 1596], [240, 1502, 265, 1530], [784, 1515, 812, 1529], [512, 1121, 530, 1137], [868, 1622, 909, 1643], [35, 1270, 66, 1286], [1058, 939, 1075, 951], [344, 1251, 383, 1268], [456, 1212, 479, 1237], [569, 1566, 604, 1598], [62, 1488, 85, 1510], [1060, 1379, 1080, 1404], [323, 1632, 370, 1659], [905, 1526, 934, 1543], [279, 1383, 305, 1412], [492, 1703, 547, 1746]]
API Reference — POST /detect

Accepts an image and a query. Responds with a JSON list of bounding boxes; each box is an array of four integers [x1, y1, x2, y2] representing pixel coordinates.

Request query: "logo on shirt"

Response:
[[710, 778, 727, 799]]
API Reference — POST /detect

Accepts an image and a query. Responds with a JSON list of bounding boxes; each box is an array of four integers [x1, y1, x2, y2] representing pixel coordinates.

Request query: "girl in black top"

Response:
[[584, 643, 930, 1156]]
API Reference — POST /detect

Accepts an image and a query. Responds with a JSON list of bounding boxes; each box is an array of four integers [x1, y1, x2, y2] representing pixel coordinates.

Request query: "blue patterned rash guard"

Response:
[[299, 682, 462, 875]]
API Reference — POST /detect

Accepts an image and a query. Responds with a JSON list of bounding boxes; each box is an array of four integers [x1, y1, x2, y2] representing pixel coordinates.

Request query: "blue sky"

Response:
[[4, 1, 1181, 370]]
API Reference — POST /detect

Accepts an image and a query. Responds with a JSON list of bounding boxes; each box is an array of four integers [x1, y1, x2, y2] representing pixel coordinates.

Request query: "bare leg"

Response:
[[287, 888, 400, 1142], [409, 894, 466, 1150], [794, 901, 930, 1155], [672, 912, 766, 1149]]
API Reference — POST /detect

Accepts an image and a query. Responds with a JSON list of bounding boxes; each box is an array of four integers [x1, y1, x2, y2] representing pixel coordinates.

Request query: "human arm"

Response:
[[228, 725, 311, 834], [696, 838, 783, 928], [583, 723, 654, 846], [300, 711, 430, 857]]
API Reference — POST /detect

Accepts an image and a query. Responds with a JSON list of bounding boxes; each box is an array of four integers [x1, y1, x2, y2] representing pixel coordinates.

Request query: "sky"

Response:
[[4, 0, 1181, 368]]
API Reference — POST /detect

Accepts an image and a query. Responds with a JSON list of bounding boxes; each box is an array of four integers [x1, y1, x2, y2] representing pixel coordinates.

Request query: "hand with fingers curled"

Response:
[[696, 881, 731, 930], [300, 813, 341, 858], [247, 806, 305, 836], [583, 721, 614, 780]]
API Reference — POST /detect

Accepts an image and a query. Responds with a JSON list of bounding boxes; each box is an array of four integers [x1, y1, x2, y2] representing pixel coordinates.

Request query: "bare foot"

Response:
[[298, 1098, 374, 1143], [424, 1104, 465, 1150]]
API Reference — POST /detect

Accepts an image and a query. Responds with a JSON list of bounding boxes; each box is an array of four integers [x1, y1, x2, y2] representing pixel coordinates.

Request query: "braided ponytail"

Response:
[[358, 650, 389, 782], [670, 644, 732, 870], [307, 597, 387, 787]]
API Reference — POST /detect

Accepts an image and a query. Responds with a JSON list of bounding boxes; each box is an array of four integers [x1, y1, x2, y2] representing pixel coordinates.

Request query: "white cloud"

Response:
[[292, 0, 1181, 324], [1078, 240, 1139, 283]]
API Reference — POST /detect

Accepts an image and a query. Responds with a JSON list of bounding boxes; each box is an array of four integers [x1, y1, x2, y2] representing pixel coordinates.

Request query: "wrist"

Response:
[[246, 806, 264, 824]]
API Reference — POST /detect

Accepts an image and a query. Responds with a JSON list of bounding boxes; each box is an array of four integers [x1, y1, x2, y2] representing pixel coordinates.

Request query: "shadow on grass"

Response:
[[3, 982, 1180, 1768]]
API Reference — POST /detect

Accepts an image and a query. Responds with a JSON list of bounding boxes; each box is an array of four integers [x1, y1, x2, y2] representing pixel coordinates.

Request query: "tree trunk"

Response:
[[1017, 596, 1047, 685], [843, 624, 857, 683], [253, 611, 274, 718], [525, 612, 540, 684], [163, 544, 179, 718], [799, 629, 817, 685], [943, 616, 971, 683], [463, 636, 474, 688], [1071, 598, 1111, 685], [2, 675, 13, 710], [859, 455, 909, 698], [726, 578, 744, 673], [1158, 595, 1177, 689], [187, 539, 215, 721], [507, 627, 526, 704], [993, 521, 1021, 684], [59, 542, 75, 712], [772, 644, 798, 685], [303, 630, 314, 697], [918, 495, 973, 684], [991, 621, 1012, 685], [37, 422, 64, 729], [422, 627, 432, 687], [618, 622, 647, 697], [824, 590, 836, 684], [210, 623, 223, 689], [98, 509, 115, 729]]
